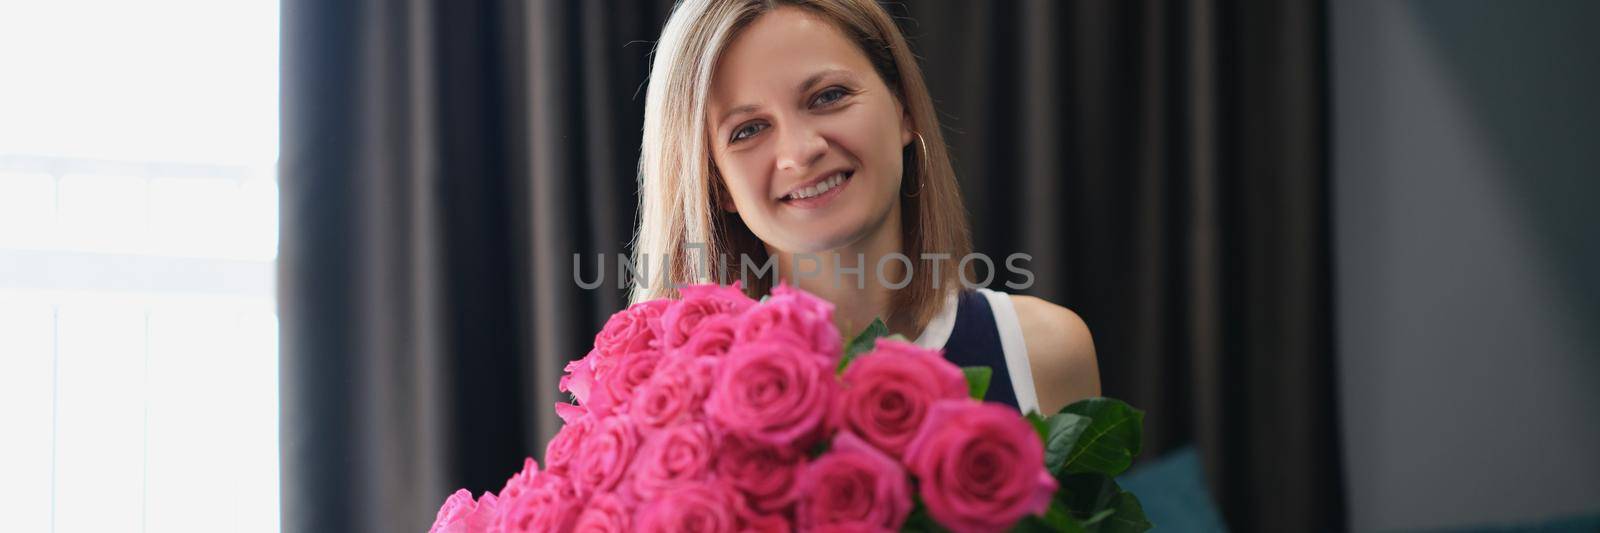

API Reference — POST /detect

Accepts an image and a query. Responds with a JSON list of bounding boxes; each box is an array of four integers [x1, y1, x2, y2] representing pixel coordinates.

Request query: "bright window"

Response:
[[0, 1, 280, 531]]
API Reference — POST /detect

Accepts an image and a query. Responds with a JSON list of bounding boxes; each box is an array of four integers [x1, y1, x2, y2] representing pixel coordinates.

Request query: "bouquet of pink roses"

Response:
[[429, 283, 1150, 533]]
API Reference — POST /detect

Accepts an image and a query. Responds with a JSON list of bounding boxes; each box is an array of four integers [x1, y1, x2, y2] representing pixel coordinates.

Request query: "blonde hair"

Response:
[[631, 0, 971, 328]]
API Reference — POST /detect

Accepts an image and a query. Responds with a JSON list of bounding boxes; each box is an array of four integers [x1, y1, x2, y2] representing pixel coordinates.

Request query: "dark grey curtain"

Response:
[[280, 0, 1342, 532], [279, 0, 671, 531], [901, 1, 1344, 531]]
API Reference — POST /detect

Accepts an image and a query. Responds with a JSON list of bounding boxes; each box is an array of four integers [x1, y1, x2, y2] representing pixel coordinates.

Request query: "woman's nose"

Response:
[[774, 123, 827, 174]]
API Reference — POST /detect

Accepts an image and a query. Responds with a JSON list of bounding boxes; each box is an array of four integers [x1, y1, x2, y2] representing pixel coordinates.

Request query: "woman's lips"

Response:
[[779, 171, 853, 209]]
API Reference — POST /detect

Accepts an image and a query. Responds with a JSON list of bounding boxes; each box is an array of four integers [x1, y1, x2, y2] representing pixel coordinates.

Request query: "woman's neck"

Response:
[[770, 201, 921, 340]]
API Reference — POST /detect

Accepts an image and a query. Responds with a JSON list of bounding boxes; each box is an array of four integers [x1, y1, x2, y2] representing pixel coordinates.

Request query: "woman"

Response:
[[631, 0, 1099, 415]]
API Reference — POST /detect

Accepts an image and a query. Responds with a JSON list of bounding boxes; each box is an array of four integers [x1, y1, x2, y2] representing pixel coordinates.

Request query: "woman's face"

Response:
[[706, 7, 914, 255]]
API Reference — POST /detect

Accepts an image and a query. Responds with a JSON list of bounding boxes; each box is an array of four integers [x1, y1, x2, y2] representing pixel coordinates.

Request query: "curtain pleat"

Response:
[[901, 1, 1345, 530]]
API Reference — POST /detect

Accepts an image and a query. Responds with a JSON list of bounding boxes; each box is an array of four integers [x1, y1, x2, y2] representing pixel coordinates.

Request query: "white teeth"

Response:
[[786, 172, 850, 200]]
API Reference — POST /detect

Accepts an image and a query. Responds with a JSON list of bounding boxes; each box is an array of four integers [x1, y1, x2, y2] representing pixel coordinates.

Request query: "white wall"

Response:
[[1333, 1, 1600, 531]]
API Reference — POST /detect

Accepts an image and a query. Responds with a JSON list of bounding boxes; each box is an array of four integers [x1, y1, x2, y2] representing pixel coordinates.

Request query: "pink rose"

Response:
[[593, 299, 669, 359], [659, 283, 756, 350], [739, 512, 794, 533], [637, 481, 742, 533], [811, 524, 886, 533], [769, 283, 833, 317], [835, 339, 969, 458], [429, 489, 498, 533], [716, 434, 804, 513], [736, 284, 842, 364], [672, 314, 740, 359], [631, 422, 717, 500], [572, 415, 641, 495], [904, 400, 1058, 533], [797, 432, 912, 531], [706, 340, 837, 447], [630, 355, 717, 430], [554, 402, 588, 425], [543, 417, 594, 475], [588, 348, 662, 415], [559, 351, 598, 404], [681, 281, 756, 304], [572, 493, 631, 533], [494, 472, 582, 533], [495, 458, 540, 504]]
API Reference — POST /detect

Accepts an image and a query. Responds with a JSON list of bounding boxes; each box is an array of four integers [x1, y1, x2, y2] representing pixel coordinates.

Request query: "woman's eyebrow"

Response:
[[717, 68, 856, 127], [719, 104, 761, 127], [796, 67, 852, 95]]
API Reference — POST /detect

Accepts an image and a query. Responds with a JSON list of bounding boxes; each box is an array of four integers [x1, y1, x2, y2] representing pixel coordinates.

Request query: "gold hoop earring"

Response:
[[904, 131, 929, 198]]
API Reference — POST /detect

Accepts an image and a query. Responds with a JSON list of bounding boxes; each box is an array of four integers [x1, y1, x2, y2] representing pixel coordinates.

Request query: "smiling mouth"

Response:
[[779, 170, 854, 202]]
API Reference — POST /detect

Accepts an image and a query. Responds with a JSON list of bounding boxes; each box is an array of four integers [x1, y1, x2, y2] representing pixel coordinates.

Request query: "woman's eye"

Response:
[[812, 87, 848, 107], [730, 122, 766, 143]]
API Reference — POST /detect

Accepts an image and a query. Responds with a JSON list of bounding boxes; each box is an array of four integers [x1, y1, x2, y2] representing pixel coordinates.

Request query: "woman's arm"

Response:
[[1011, 295, 1102, 415]]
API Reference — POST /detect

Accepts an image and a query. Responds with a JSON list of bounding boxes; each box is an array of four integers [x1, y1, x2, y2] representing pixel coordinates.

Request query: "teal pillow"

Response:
[[1118, 445, 1229, 533]]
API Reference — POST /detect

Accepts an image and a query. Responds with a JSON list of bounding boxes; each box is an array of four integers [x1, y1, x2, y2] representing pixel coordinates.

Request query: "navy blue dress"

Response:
[[935, 289, 1022, 411]]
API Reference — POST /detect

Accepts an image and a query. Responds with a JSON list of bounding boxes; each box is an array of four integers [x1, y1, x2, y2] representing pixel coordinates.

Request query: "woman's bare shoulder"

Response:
[[1009, 294, 1102, 415]]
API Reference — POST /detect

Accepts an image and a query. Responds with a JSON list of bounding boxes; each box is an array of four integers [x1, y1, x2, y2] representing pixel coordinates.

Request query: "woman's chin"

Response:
[[771, 221, 881, 256], [772, 233, 854, 256], [762, 199, 896, 254]]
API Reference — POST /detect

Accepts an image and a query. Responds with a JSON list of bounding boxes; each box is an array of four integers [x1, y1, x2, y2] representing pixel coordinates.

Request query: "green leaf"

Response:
[[961, 366, 993, 400], [1058, 398, 1144, 477], [1009, 517, 1052, 533], [1011, 511, 1087, 533], [1043, 412, 1093, 476], [903, 497, 949, 532], [1026, 410, 1050, 444], [1057, 473, 1122, 523], [1043, 499, 1088, 533], [1097, 491, 1152, 533], [1079, 508, 1116, 529], [1054, 474, 1152, 533], [838, 318, 890, 374], [1011, 474, 1092, 533]]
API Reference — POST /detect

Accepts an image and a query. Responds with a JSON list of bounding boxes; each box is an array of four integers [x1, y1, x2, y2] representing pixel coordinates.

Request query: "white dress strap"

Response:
[[912, 288, 959, 349], [976, 288, 1041, 415]]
